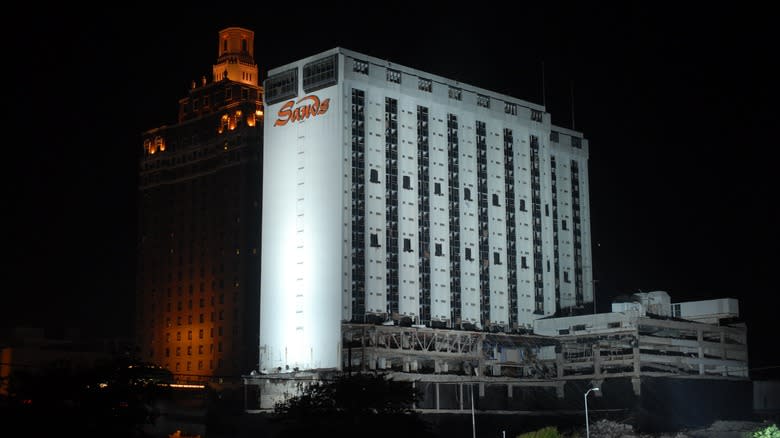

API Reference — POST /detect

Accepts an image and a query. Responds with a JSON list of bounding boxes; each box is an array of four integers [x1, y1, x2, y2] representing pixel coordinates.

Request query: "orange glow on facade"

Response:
[[219, 114, 229, 133], [138, 26, 262, 381], [144, 137, 166, 155]]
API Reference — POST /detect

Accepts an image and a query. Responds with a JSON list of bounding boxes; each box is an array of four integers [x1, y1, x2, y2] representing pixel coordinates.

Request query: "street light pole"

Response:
[[585, 387, 600, 438], [470, 384, 475, 438], [471, 367, 479, 438]]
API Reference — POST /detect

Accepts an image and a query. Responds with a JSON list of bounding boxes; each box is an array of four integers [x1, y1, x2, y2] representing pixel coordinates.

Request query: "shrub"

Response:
[[752, 424, 780, 438], [517, 426, 560, 438]]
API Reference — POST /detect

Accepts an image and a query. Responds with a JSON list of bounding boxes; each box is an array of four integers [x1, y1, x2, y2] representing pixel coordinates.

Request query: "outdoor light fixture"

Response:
[[585, 387, 600, 438]]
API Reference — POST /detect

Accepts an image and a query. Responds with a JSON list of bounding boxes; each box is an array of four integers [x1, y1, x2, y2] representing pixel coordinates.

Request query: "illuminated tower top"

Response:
[[212, 27, 258, 86]]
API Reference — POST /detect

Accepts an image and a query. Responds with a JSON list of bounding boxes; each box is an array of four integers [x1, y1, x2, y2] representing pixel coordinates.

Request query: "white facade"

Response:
[[672, 298, 739, 323], [260, 48, 593, 372]]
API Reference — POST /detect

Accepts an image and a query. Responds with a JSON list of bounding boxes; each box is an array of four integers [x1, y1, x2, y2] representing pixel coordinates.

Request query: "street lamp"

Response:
[[471, 367, 479, 438], [584, 387, 600, 438]]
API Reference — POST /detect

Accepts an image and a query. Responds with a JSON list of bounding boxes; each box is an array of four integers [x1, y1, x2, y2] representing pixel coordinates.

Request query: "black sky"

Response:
[[5, 5, 778, 377]]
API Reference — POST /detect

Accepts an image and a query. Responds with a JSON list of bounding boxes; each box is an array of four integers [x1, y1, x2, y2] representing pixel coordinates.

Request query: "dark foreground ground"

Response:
[[3, 387, 778, 438]]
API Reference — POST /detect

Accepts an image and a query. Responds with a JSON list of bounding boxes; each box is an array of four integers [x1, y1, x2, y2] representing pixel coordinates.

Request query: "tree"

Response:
[[272, 372, 435, 438]]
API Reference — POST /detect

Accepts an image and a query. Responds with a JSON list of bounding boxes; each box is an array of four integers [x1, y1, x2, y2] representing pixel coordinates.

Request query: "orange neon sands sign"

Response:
[[274, 95, 330, 126]]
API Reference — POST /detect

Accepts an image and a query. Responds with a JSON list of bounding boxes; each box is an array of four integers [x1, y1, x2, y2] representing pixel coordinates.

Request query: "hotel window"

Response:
[[303, 54, 338, 93], [403, 175, 412, 189], [435, 243, 443, 256], [370, 168, 380, 183], [571, 137, 582, 148], [434, 182, 442, 195], [564, 271, 570, 283], [519, 199, 527, 211], [521, 256, 529, 269], [562, 219, 568, 230], [477, 94, 490, 108], [464, 187, 472, 201], [387, 69, 401, 84], [418, 77, 432, 92], [264, 68, 298, 105], [550, 131, 559, 142], [494, 252, 501, 265], [445, 87, 461, 102], [492, 193, 500, 206], [353, 59, 369, 75], [403, 238, 412, 252], [504, 102, 517, 115], [531, 109, 543, 122], [465, 247, 474, 261], [370, 233, 381, 247]]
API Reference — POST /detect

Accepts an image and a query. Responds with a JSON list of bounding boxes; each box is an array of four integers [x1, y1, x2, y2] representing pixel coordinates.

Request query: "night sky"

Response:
[[5, 5, 778, 378]]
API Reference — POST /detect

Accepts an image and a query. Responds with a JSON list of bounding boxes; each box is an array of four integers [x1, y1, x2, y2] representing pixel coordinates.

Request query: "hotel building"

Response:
[[136, 27, 263, 379], [260, 48, 593, 373]]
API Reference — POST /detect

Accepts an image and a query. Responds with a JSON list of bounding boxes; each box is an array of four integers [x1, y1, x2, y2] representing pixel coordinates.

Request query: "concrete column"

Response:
[[593, 345, 601, 377], [412, 381, 417, 410], [369, 353, 376, 370], [556, 351, 564, 378], [697, 328, 705, 375], [631, 377, 641, 396], [632, 346, 640, 376]]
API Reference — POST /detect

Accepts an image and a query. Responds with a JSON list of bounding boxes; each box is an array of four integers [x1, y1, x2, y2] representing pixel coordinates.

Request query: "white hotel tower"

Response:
[[260, 48, 593, 372]]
